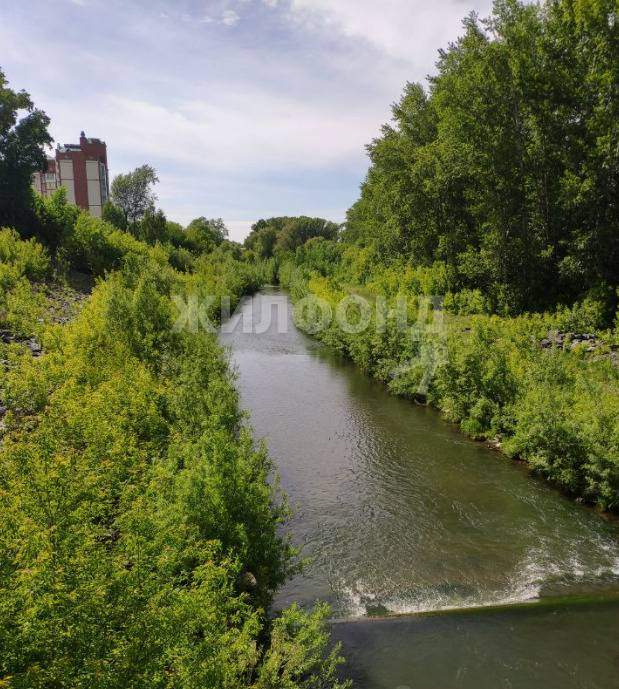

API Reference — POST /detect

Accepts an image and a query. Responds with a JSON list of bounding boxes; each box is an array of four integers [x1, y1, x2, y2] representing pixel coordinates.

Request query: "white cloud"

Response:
[[288, 0, 494, 64], [221, 9, 240, 26], [45, 88, 373, 177]]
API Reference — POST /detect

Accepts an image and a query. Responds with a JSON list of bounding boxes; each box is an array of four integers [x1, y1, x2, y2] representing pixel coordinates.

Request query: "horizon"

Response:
[[2, 0, 493, 241]]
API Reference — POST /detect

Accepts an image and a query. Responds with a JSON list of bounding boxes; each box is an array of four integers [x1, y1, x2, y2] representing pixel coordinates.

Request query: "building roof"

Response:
[[56, 133, 106, 153]]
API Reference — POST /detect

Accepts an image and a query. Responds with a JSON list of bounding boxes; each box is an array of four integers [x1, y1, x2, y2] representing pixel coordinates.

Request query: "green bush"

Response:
[[64, 213, 150, 274], [282, 257, 619, 511], [0, 252, 346, 686], [552, 297, 610, 333], [0, 227, 50, 280], [0, 228, 51, 337], [33, 187, 81, 251]]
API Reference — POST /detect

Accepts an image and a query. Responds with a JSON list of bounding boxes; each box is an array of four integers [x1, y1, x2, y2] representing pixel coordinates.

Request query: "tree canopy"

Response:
[[245, 216, 340, 258], [0, 68, 52, 231], [345, 0, 618, 314], [185, 216, 228, 252], [110, 164, 159, 224]]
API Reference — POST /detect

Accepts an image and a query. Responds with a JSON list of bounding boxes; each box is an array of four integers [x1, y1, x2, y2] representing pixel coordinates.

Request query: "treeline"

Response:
[[33, 185, 260, 279], [244, 216, 340, 259], [346, 0, 618, 316], [268, 0, 619, 510], [280, 251, 619, 511], [0, 72, 348, 687]]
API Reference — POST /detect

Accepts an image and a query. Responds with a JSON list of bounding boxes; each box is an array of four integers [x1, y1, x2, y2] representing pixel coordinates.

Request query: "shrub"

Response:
[[0, 229, 50, 336], [64, 213, 149, 274], [0, 257, 345, 686], [284, 257, 619, 511], [0, 227, 50, 280]]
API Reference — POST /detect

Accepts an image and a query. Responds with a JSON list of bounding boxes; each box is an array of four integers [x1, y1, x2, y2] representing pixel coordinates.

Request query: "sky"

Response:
[[1, 0, 494, 241]]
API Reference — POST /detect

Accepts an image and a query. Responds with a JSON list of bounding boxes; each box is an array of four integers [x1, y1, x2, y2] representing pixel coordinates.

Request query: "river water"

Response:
[[220, 288, 619, 689]]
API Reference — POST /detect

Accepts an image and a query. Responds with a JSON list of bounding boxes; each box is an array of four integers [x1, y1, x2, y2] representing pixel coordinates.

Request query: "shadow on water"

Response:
[[220, 289, 619, 689]]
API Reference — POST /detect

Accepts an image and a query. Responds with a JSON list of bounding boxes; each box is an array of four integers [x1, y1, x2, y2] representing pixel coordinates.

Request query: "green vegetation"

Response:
[[245, 217, 339, 259], [0, 69, 52, 232], [103, 167, 231, 257], [0, 73, 348, 688], [345, 0, 618, 316], [280, 246, 619, 511], [109, 163, 159, 225], [273, 0, 619, 511], [0, 227, 50, 337]]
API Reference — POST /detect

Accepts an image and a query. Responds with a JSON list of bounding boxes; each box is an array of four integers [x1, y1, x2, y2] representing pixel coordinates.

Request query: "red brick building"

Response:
[[33, 131, 110, 217]]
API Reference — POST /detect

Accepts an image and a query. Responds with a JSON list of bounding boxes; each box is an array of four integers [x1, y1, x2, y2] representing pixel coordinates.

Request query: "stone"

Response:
[[27, 339, 42, 356], [238, 571, 257, 591]]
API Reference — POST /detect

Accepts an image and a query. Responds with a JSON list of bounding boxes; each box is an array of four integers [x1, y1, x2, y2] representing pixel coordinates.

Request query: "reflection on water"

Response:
[[221, 290, 619, 617], [220, 289, 619, 688]]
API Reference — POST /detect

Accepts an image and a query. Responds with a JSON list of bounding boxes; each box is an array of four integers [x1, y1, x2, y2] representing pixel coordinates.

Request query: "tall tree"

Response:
[[245, 216, 339, 257], [110, 164, 159, 225], [344, 0, 618, 314], [185, 216, 228, 251], [138, 208, 168, 244], [101, 200, 128, 230], [0, 68, 52, 232]]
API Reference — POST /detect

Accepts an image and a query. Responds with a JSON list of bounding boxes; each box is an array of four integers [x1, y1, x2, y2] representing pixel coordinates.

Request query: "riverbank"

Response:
[[0, 227, 347, 687], [221, 289, 619, 615], [278, 261, 619, 513], [221, 287, 619, 689]]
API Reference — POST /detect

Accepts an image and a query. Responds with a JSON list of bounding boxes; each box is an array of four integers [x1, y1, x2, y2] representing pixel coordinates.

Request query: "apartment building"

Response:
[[32, 158, 60, 197], [33, 131, 110, 217]]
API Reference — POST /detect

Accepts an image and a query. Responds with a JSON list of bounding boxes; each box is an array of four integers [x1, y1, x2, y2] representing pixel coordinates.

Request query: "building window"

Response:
[[99, 161, 109, 205]]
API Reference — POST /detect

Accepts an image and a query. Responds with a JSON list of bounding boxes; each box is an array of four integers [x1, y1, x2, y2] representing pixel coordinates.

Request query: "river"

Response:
[[220, 288, 619, 689]]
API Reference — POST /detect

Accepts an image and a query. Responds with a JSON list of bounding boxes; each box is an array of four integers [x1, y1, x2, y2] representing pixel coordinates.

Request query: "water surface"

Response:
[[220, 289, 619, 688]]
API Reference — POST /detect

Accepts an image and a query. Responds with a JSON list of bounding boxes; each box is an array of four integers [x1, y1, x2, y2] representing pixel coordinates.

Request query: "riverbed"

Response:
[[220, 288, 619, 689]]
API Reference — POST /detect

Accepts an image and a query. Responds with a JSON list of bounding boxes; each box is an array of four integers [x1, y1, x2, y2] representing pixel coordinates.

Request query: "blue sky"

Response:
[[2, 0, 493, 241]]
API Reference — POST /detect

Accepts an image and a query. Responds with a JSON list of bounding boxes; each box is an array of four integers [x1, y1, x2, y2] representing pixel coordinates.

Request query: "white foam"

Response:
[[335, 545, 619, 618]]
